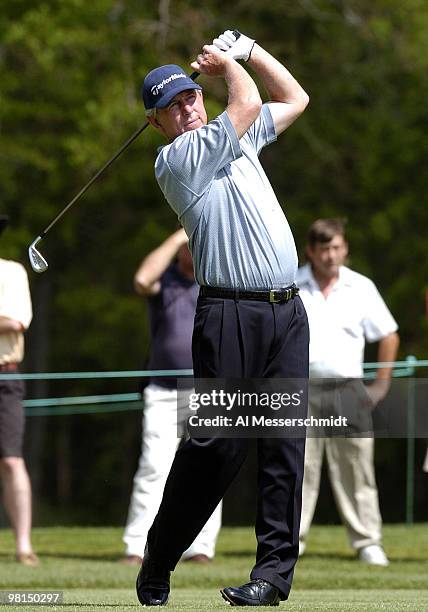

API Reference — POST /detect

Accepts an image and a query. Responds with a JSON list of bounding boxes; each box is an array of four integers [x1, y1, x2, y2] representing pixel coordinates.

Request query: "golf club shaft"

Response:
[[39, 71, 200, 238]]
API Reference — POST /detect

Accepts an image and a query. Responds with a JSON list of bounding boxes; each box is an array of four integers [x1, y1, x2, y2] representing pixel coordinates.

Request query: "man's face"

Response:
[[307, 233, 348, 280], [149, 89, 208, 141]]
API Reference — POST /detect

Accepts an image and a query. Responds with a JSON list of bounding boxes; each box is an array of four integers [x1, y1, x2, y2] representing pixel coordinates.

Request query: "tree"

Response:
[[1, 0, 426, 523]]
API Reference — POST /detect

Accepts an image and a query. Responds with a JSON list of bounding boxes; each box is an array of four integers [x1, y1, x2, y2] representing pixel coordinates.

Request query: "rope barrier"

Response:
[[0, 369, 194, 381], [0, 355, 422, 417], [12, 358, 423, 525]]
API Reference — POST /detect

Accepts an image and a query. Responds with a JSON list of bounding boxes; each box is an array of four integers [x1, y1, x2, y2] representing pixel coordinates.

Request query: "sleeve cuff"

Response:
[[218, 111, 243, 160], [262, 105, 277, 144]]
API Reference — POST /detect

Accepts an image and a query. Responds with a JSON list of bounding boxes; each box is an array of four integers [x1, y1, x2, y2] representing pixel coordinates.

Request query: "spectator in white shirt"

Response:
[[0, 214, 38, 566], [296, 218, 399, 566]]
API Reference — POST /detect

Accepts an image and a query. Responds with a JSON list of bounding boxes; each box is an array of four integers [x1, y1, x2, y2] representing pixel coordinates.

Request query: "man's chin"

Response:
[[184, 120, 202, 131], [324, 265, 340, 277]]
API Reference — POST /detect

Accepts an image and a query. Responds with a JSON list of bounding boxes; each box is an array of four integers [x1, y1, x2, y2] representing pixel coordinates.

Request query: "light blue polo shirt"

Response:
[[154, 105, 298, 290]]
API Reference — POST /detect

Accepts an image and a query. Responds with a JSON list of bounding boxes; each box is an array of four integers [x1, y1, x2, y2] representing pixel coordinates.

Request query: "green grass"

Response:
[[0, 525, 427, 610]]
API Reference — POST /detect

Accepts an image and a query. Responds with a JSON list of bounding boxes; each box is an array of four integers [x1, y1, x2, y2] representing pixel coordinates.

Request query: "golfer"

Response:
[[137, 30, 310, 607]]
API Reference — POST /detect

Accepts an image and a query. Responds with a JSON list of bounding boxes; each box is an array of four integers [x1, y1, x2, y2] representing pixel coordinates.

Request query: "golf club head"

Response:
[[28, 237, 48, 273]]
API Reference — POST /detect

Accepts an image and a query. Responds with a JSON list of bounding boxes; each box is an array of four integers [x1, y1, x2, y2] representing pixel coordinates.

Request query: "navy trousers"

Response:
[[146, 294, 309, 599]]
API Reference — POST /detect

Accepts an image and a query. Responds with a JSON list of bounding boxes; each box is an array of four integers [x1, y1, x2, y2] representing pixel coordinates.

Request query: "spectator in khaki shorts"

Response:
[[0, 214, 38, 566]]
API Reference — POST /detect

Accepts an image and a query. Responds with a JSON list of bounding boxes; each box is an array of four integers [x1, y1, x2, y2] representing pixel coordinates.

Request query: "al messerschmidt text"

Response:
[[189, 415, 349, 428]]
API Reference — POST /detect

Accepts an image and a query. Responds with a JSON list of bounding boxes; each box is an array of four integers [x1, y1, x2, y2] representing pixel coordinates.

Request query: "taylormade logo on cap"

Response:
[[142, 63, 202, 114], [150, 73, 187, 97]]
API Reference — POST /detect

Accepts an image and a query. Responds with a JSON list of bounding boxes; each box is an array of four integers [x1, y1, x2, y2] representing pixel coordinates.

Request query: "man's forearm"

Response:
[[191, 46, 261, 139], [376, 332, 400, 381], [134, 229, 187, 294], [248, 44, 309, 106], [0, 316, 24, 332], [365, 331, 400, 407], [223, 58, 262, 137]]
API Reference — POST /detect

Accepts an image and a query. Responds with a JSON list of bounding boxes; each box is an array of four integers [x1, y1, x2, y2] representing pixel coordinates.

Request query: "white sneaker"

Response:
[[358, 544, 389, 566]]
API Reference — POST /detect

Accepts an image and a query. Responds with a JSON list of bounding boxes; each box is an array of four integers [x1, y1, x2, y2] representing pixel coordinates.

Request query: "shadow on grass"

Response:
[[300, 551, 427, 563], [219, 551, 254, 558], [1, 550, 425, 563], [220, 550, 355, 561], [300, 552, 354, 560], [51, 606, 135, 609], [0, 552, 120, 563]]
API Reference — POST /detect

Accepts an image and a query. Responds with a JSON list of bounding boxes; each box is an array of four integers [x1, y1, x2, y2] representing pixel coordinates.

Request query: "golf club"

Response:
[[28, 30, 241, 273], [28, 71, 200, 273]]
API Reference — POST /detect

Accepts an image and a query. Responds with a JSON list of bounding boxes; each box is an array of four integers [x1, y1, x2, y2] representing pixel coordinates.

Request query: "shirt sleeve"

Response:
[[155, 111, 242, 213], [242, 104, 277, 155], [0, 262, 33, 329], [362, 279, 398, 342]]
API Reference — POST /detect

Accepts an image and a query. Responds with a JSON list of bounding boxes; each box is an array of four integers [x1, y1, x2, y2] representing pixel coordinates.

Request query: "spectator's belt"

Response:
[[0, 363, 18, 372], [200, 284, 299, 303]]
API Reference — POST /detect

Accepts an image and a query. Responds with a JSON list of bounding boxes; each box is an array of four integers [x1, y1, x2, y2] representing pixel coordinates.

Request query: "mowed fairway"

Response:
[[0, 525, 427, 611]]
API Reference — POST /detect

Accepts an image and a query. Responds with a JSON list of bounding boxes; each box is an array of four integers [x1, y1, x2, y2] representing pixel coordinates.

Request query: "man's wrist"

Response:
[[172, 229, 188, 248], [246, 42, 259, 65], [245, 39, 257, 63]]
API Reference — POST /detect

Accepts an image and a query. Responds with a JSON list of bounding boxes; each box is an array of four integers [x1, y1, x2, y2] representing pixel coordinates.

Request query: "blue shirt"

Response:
[[154, 105, 298, 290]]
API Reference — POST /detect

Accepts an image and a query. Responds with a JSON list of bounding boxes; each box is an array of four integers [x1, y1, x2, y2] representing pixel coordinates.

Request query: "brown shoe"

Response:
[[16, 552, 40, 567], [118, 554, 143, 566], [183, 554, 211, 564]]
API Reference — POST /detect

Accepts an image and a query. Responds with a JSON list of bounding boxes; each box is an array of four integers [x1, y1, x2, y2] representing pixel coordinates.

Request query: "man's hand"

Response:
[[364, 378, 391, 409], [192, 39, 262, 140], [212, 30, 255, 62], [191, 45, 233, 76], [0, 316, 24, 333]]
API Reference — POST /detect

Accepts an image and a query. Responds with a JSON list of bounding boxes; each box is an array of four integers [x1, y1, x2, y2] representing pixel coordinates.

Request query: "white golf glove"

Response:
[[212, 30, 255, 62]]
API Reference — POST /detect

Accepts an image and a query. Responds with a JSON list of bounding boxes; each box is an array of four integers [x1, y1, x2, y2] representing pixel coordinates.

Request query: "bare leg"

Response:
[[0, 457, 34, 556]]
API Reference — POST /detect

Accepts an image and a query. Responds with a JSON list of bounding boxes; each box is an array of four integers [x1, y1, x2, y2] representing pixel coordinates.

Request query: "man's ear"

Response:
[[147, 116, 162, 129], [343, 240, 349, 258]]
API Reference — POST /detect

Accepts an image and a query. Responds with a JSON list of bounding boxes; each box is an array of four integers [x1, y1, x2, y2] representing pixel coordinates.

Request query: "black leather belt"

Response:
[[200, 284, 299, 303]]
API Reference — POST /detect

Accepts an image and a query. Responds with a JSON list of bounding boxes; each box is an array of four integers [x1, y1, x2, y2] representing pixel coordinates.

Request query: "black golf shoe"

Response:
[[136, 555, 170, 606], [220, 579, 280, 606]]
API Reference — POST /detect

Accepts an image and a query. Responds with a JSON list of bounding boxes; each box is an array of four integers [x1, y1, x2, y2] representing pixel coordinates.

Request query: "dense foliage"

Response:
[[0, 1, 426, 523]]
